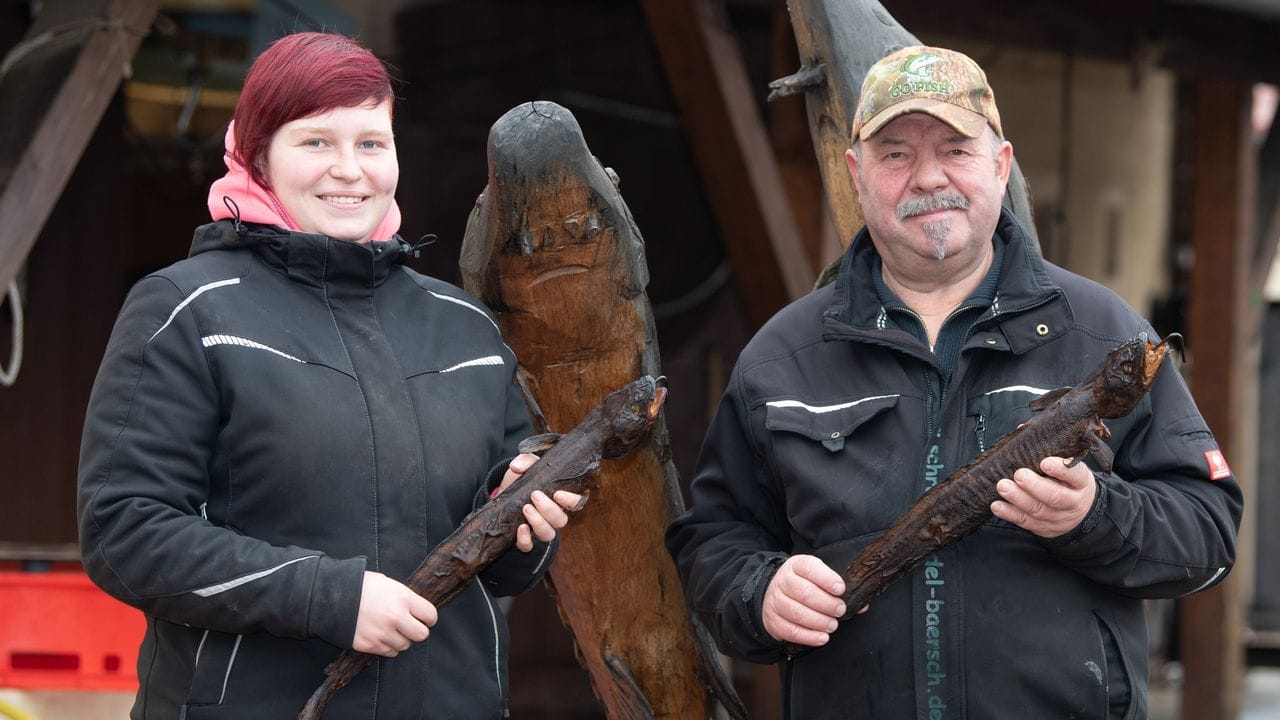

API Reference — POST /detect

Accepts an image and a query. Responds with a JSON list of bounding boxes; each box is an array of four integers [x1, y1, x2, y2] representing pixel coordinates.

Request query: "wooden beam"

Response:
[[0, 0, 161, 293], [879, 0, 1280, 87], [1180, 76, 1250, 720], [768, 7, 836, 278], [640, 0, 813, 327]]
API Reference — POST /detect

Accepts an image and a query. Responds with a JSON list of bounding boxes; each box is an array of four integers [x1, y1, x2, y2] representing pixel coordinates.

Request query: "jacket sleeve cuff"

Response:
[[717, 553, 787, 662], [305, 555, 368, 648], [476, 455, 518, 507], [1043, 473, 1110, 551], [480, 536, 558, 597]]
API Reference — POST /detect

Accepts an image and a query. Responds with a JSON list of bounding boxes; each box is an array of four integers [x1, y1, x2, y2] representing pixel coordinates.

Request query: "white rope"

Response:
[[0, 280, 23, 387]]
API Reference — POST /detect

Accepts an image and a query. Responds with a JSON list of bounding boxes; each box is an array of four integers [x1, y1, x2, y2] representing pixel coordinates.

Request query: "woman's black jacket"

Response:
[[78, 221, 548, 719]]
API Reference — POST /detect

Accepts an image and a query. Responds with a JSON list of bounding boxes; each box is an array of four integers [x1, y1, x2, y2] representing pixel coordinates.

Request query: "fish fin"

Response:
[[515, 366, 552, 434], [1027, 386, 1072, 412], [1084, 430, 1115, 473], [603, 653, 657, 720], [518, 432, 562, 455]]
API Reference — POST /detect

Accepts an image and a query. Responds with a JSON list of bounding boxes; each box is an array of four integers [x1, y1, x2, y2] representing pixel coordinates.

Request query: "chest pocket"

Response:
[[764, 394, 900, 452], [966, 384, 1055, 454], [764, 394, 906, 546]]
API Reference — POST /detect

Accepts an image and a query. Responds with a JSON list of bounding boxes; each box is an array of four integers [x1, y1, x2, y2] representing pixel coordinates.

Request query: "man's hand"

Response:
[[991, 456, 1097, 538], [762, 555, 849, 647], [353, 571, 438, 657], [494, 453, 584, 552]]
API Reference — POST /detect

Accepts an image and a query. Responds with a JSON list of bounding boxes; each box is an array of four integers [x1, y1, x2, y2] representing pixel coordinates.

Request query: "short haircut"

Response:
[[232, 32, 395, 187]]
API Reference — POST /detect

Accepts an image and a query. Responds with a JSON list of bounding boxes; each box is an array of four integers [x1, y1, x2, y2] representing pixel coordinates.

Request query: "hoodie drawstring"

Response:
[[222, 196, 244, 234]]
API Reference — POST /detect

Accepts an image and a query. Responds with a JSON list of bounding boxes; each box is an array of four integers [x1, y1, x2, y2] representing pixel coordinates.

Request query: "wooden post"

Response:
[[640, 0, 813, 327], [768, 6, 841, 277], [1181, 77, 1251, 720], [0, 0, 161, 293]]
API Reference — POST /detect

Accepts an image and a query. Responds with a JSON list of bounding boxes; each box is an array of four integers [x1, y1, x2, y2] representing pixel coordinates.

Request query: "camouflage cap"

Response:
[[851, 46, 1002, 141]]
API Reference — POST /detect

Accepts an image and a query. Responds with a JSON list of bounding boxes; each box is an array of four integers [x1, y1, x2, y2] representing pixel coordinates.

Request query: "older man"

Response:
[[667, 46, 1241, 719]]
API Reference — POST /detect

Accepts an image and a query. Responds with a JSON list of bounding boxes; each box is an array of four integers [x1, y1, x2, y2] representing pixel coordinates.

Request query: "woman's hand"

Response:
[[494, 453, 585, 552], [353, 571, 438, 657]]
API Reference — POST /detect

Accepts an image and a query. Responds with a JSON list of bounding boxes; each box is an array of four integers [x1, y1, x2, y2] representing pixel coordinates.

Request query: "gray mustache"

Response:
[[896, 192, 969, 220]]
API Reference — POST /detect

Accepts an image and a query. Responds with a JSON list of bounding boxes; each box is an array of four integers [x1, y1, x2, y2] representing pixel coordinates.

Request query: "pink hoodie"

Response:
[[206, 121, 402, 242]]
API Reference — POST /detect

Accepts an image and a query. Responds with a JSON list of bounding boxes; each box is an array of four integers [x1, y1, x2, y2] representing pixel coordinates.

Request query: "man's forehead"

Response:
[[866, 113, 973, 143]]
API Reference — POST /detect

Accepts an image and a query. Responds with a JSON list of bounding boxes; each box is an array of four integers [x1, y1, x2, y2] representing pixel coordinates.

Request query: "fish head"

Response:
[[597, 375, 668, 460], [1090, 333, 1179, 418]]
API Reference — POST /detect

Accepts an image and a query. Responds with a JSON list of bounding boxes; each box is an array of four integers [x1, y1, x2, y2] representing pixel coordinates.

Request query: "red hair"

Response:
[[232, 32, 394, 187]]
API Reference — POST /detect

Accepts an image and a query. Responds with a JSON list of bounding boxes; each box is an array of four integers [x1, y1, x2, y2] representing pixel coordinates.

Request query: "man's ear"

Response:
[[995, 137, 1013, 192], [845, 146, 862, 196]]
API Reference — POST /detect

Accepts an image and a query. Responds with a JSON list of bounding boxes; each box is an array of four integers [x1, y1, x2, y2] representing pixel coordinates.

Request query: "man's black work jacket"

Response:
[[667, 209, 1242, 720]]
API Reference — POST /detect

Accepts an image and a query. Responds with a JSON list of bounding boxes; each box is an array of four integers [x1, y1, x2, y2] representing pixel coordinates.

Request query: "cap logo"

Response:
[[890, 54, 951, 98]]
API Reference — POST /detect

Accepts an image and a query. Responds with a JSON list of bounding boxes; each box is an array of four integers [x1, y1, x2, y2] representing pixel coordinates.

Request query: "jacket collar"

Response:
[[823, 207, 1069, 353], [189, 220, 409, 289]]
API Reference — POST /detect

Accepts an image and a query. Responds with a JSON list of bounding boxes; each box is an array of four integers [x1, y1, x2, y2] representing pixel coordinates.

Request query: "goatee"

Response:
[[897, 191, 968, 262], [923, 221, 951, 261]]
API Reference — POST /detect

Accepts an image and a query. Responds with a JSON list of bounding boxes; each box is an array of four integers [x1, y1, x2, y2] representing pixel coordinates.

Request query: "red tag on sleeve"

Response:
[[1204, 450, 1232, 480]]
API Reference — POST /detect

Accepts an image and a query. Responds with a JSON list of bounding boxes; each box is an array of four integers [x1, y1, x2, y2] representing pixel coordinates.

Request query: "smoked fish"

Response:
[[298, 375, 668, 720], [836, 334, 1180, 620]]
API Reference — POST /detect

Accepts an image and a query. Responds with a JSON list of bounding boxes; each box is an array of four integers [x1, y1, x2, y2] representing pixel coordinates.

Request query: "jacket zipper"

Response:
[[477, 584, 505, 704]]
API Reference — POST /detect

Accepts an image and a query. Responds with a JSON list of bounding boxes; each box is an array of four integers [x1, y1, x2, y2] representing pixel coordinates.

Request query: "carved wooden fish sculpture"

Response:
[[835, 334, 1180, 622], [298, 376, 668, 720], [460, 100, 747, 720]]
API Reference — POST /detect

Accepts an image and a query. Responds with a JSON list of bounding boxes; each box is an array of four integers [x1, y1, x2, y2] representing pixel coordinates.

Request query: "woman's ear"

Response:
[[254, 154, 270, 186]]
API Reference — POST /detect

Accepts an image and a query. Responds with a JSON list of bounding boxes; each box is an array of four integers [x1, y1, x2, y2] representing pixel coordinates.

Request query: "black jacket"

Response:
[[78, 221, 549, 719], [667, 210, 1242, 720]]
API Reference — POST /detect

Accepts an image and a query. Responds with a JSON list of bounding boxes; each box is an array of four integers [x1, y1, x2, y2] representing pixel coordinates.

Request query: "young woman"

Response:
[[78, 32, 578, 719]]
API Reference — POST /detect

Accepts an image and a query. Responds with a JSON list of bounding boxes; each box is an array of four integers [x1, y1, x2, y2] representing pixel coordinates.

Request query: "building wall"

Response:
[[933, 39, 1177, 319]]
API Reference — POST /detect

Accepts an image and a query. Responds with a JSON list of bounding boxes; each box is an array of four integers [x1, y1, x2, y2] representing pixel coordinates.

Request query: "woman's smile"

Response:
[[264, 100, 398, 243]]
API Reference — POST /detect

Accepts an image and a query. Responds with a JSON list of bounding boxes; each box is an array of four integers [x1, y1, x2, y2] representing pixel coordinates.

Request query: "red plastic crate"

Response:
[[0, 570, 145, 690]]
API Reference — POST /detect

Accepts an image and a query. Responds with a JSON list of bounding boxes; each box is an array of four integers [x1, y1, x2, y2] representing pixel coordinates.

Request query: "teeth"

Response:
[[322, 196, 364, 205]]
